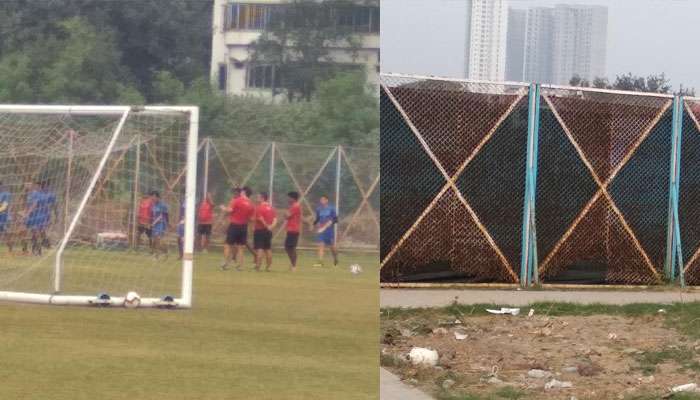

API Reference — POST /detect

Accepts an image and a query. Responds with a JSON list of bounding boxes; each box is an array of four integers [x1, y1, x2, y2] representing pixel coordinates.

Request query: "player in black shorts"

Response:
[[253, 192, 277, 271], [197, 192, 214, 252], [284, 191, 301, 271], [219, 187, 255, 270]]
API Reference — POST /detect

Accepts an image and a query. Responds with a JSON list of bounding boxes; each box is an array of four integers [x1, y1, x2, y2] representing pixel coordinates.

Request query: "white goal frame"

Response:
[[0, 105, 199, 308]]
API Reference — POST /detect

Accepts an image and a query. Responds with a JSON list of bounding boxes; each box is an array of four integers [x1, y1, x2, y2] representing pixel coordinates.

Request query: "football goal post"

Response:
[[0, 105, 198, 308]]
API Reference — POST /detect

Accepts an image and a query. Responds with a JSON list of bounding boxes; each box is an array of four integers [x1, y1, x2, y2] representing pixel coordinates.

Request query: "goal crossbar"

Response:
[[0, 105, 197, 116]]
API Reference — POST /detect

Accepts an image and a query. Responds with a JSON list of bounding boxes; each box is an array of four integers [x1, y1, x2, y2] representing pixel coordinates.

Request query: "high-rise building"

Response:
[[466, 0, 509, 82], [381, 0, 508, 82], [505, 8, 526, 82], [550, 4, 608, 85], [522, 7, 555, 84], [507, 4, 608, 85]]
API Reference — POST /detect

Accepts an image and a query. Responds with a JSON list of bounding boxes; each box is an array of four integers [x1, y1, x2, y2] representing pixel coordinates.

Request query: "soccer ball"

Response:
[[350, 264, 363, 275], [124, 291, 141, 308]]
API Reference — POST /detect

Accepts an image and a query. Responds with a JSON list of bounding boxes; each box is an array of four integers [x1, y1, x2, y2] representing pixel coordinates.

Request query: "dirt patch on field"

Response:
[[381, 311, 700, 399]]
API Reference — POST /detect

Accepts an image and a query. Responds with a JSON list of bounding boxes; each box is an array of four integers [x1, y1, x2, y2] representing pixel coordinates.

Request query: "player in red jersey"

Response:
[[219, 186, 254, 270], [135, 193, 154, 251], [253, 192, 277, 271], [284, 191, 301, 271], [197, 192, 214, 252]]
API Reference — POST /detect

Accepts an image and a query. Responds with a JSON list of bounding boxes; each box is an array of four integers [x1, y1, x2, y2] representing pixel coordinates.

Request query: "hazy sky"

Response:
[[381, 0, 700, 90]]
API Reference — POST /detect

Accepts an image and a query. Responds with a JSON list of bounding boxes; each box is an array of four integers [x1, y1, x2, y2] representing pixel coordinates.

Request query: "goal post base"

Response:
[[0, 291, 190, 309]]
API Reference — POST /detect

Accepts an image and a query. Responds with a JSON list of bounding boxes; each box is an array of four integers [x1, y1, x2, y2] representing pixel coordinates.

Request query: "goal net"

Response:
[[0, 105, 198, 308]]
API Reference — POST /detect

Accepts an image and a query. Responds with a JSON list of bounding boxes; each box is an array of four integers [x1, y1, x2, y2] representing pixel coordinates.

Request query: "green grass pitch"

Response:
[[0, 248, 378, 400]]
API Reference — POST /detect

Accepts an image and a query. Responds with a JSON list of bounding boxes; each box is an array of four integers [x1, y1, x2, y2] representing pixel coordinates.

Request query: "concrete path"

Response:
[[381, 288, 700, 308], [380, 368, 434, 400]]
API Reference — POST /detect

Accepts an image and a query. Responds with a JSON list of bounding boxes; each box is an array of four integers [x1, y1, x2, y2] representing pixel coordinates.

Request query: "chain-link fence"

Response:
[[199, 138, 379, 251], [536, 87, 673, 285], [380, 73, 692, 286], [680, 98, 700, 284], [380, 75, 530, 283]]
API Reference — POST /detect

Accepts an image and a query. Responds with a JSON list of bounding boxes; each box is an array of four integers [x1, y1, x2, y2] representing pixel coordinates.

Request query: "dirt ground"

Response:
[[381, 311, 700, 399]]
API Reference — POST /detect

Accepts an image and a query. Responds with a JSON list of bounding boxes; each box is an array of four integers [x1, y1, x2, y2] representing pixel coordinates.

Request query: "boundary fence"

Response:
[[199, 138, 379, 251], [380, 72, 699, 286]]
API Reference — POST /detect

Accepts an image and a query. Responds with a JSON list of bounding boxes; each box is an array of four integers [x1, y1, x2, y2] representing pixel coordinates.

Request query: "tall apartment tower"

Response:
[[522, 7, 554, 84], [508, 4, 607, 85], [550, 4, 608, 85], [465, 0, 509, 82], [505, 8, 526, 82]]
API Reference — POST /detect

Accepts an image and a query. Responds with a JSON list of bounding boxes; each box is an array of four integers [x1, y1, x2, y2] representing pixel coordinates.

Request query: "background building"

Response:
[[522, 7, 555, 84], [466, 0, 509, 81], [551, 4, 608, 85], [210, 0, 380, 98], [507, 3, 608, 85], [505, 8, 526, 81]]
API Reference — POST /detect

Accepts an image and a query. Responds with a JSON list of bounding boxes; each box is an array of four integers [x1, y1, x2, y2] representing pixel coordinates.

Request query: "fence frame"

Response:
[[520, 83, 540, 286], [665, 96, 685, 285]]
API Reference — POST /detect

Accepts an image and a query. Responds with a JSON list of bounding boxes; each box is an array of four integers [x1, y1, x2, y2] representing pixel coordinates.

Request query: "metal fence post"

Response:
[[335, 145, 342, 247], [675, 96, 685, 287], [269, 141, 275, 205], [520, 83, 541, 287], [665, 95, 685, 285], [529, 84, 541, 285], [202, 137, 210, 199]]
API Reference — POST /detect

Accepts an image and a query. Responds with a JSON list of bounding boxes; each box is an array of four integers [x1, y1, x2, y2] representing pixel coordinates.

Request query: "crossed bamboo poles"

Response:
[[379, 81, 528, 283], [269, 145, 380, 243], [86, 137, 380, 246], [537, 95, 672, 283], [205, 139, 379, 245]]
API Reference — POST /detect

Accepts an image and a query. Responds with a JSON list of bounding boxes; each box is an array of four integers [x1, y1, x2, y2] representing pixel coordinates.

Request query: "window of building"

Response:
[[334, 6, 380, 33], [218, 64, 227, 91], [247, 64, 279, 89], [226, 3, 379, 34], [225, 3, 278, 30]]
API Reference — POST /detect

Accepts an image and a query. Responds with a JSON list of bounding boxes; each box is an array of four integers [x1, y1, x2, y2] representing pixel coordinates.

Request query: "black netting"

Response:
[[608, 109, 672, 273], [536, 99, 599, 269], [380, 76, 529, 283], [380, 86, 445, 279], [380, 74, 685, 286], [537, 89, 672, 284], [456, 97, 528, 273], [680, 100, 700, 284]]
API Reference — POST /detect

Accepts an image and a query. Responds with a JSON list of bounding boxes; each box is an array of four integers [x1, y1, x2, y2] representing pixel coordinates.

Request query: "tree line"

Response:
[[569, 73, 696, 97]]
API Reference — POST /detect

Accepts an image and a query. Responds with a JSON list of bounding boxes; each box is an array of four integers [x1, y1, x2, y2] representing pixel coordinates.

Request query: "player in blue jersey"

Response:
[[177, 198, 185, 260], [0, 181, 12, 253], [23, 182, 43, 255], [38, 181, 57, 250], [312, 195, 338, 267], [150, 191, 169, 259], [19, 182, 39, 255]]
